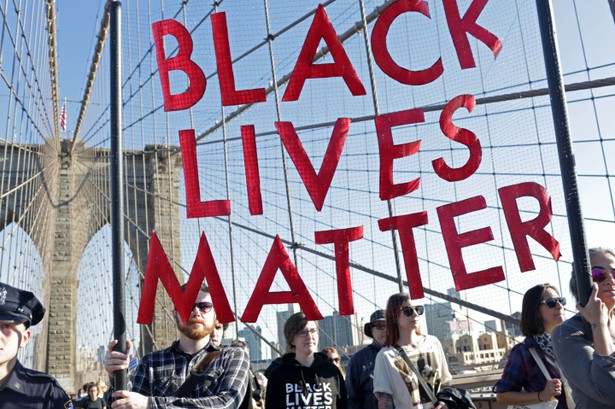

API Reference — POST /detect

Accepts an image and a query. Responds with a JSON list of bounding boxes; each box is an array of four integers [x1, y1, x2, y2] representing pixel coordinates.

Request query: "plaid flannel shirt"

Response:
[[130, 341, 250, 409], [495, 336, 567, 409]]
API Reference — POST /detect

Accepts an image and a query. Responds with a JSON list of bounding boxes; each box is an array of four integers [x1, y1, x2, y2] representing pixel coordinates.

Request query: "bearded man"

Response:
[[104, 284, 249, 409]]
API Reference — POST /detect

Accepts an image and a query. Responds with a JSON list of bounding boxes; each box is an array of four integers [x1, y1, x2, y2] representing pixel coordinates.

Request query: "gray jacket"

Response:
[[552, 315, 615, 408]]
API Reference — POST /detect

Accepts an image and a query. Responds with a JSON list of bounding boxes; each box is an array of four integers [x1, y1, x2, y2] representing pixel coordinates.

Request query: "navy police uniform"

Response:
[[0, 282, 73, 409]]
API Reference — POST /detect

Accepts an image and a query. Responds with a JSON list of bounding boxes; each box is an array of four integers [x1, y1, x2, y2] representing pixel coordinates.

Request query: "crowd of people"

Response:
[[1, 246, 615, 408], [73, 381, 109, 408]]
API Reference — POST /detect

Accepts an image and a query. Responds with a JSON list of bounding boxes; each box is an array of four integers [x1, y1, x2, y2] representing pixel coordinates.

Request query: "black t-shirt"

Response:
[[81, 397, 106, 409]]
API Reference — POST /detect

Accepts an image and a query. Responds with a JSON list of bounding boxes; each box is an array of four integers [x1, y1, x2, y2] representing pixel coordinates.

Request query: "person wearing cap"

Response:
[[0, 282, 73, 408], [345, 309, 387, 409]]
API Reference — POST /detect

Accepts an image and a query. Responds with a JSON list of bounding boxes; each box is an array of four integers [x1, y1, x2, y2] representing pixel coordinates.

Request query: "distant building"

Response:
[[504, 312, 522, 338], [484, 319, 501, 333], [276, 309, 293, 352], [424, 288, 473, 341], [485, 315, 520, 338], [238, 326, 264, 361], [319, 311, 359, 349], [442, 332, 512, 368]]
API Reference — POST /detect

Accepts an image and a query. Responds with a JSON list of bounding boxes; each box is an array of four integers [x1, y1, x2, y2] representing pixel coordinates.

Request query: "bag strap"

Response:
[[528, 348, 552, 380], [174, 350, 221, 397], [532, 348, 576, 408], [393, 345, 437, 404]]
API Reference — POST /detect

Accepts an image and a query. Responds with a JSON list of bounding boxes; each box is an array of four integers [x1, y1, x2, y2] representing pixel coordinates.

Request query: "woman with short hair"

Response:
[[496, 283, 568, 408], [265, 312, 347, 409]]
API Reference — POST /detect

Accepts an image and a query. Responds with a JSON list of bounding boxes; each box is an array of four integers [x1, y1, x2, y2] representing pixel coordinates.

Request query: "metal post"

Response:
[[535, 0, 591, 305], [110, 0, 127, 391]]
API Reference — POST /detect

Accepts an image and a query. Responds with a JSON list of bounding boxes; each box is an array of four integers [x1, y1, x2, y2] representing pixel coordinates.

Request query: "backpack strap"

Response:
[[174, 350, 221, 397]]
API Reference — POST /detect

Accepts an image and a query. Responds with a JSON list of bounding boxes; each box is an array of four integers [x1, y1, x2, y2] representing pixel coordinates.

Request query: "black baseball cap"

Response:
[[363, 309, 385, 338], [0, 282, 45, 327]]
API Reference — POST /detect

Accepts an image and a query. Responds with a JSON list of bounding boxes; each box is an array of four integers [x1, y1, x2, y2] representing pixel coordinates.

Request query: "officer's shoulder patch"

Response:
[[64, 400, 74, 409]]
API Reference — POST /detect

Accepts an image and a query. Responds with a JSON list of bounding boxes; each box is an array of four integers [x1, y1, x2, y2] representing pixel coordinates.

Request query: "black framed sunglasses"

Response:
[[328, 357, 340, 364], [372, 322, 386, 331], [539, 297, 566, 308], [400, 305, 424, 316], [194, 301, 213, 313], [592, 267, 615, 283]]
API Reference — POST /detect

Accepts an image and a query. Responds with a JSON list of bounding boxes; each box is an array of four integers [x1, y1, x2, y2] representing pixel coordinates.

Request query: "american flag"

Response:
[[59, 101, 66, 132]]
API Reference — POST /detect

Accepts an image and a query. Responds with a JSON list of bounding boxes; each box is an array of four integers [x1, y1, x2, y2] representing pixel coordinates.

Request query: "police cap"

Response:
[[0, 282, 45, 327]]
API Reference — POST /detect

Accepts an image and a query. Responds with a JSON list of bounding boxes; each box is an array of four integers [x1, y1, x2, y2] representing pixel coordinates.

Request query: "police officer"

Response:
[[0, 281, 73, 408]]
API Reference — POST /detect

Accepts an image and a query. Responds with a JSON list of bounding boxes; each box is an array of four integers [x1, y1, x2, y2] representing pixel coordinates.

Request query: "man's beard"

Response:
[[177, 316, 213, 340]]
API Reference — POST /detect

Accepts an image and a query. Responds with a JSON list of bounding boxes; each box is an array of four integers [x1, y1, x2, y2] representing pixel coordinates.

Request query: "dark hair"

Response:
[[520, 283, 559, 336], [283, 311, 318, 349], [570, 247, 615, 302], [384, 293, 421, 346], [231, 339, 248, 349], [213, 319, 228, 333]]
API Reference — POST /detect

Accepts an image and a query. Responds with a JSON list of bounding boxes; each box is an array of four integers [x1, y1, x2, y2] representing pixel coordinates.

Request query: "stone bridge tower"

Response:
[[0, 139, 183, 391]]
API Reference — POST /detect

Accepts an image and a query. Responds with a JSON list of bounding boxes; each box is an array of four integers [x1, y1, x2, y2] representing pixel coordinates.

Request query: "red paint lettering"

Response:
[[211, 13, 267, 106], [437, 195, 505, 290], [283, 4, 366, 101], [499, 182, 561, 271], [179, 129, 231, 218], [375, 109, 424, 200], [152, 20, 206, 111], [371, 0, 443, 85], [378, 212, 429, 299], [314, 226, 364, 314], [433, 94, 482, 181]]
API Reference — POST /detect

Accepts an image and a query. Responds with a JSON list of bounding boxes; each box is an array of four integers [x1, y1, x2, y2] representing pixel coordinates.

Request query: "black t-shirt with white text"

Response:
[[265, 352, 347, 409]]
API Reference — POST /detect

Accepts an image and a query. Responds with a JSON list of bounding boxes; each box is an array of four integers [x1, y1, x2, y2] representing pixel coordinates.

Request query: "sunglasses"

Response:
[[539, 297, 566, 308], [591, 267, 615, 283], [193, 301, 213, 313], [372, 322, 386, 330], [400, 305, 424, 316], [328, 357, 340, 363]]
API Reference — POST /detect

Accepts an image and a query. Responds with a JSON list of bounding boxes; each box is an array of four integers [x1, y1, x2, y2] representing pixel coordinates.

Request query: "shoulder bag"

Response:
[[174, 348, 253, 409], [393, 345, 476, 409], [174, 350, 221, 397], [507, 348, 558, 409]]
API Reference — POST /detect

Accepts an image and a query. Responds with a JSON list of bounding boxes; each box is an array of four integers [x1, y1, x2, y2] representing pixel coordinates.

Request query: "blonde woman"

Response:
[[322, 346, 345, 378]]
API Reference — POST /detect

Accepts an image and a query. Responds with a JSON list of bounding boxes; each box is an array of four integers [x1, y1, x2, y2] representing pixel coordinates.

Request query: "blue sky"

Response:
[[56, 0, 108, 131], [36, 0, 615, 357]]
